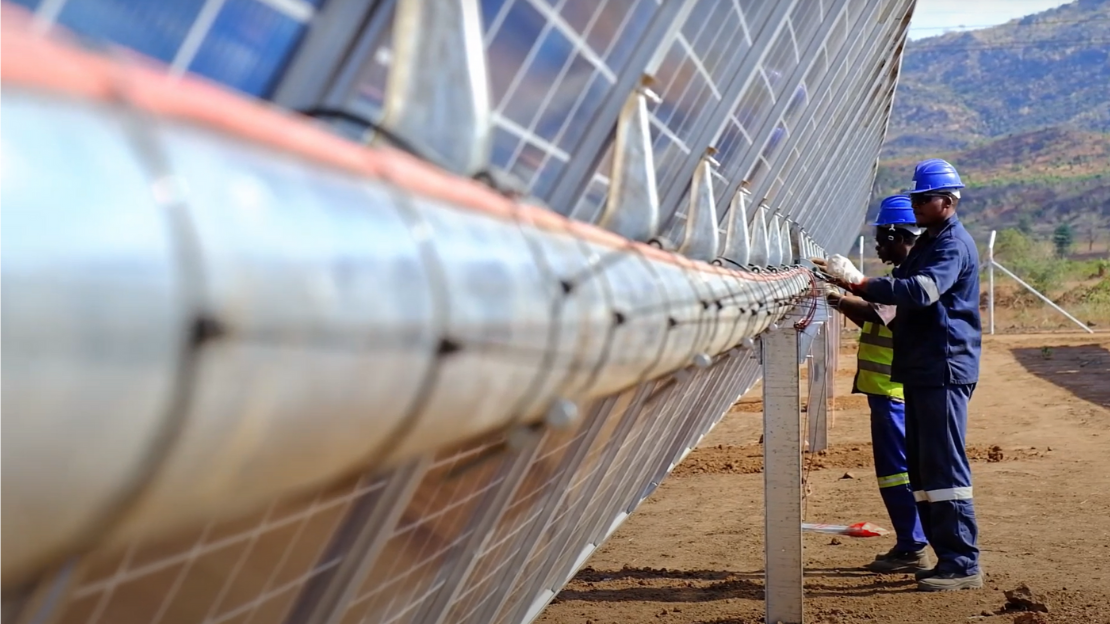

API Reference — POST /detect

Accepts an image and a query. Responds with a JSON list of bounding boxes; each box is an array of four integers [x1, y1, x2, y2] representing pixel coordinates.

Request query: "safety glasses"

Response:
[[911, 192, 949, 205]]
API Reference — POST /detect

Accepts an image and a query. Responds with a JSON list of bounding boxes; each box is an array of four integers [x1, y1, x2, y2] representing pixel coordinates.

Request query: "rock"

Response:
[[1013, 613, 1048, 624], [829, 538, 842, 545], [840, 471, 856, 480], [988, 446, 1005, 462], [1005, 583, 1050, 613]]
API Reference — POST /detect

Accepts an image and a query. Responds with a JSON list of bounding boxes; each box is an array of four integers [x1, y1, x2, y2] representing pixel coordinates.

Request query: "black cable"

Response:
[[298, 106, 524, 198]]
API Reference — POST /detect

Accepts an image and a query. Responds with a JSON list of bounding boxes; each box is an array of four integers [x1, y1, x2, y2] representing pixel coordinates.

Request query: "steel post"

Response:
[[761, 329, 804, 624]]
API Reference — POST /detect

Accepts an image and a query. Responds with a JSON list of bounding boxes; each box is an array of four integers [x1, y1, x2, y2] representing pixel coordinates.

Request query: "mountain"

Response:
[[874, 127, 1110, 238], [884, 0, 1110, 156], [871, 0, 1110, 241]]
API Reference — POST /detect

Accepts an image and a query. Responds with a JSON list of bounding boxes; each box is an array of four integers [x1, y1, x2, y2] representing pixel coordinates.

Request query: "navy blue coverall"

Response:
[[856, 215, 982, 577]]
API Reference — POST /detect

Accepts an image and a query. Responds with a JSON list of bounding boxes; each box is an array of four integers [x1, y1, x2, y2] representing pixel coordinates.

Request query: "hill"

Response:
[[884, 0, 1110, 156], [872, 0, 1110, 242], [873, 127, 1110, 240]]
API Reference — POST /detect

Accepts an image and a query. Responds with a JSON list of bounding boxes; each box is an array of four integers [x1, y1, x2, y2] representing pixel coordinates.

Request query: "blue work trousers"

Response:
[[868, 395, 928, 553], [904, 384, 980, 576]]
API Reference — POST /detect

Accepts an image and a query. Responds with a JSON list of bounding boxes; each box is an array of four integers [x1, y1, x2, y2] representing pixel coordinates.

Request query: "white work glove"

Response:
[[826, 254, 865, 285]]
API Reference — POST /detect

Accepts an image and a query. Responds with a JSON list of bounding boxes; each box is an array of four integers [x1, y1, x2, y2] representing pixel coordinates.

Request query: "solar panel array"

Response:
[[4, 0, 913, 622]]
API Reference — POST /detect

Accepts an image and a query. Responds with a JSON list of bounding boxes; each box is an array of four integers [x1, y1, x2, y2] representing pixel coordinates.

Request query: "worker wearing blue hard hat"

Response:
[[824, 196, 928, 573], [833, 159, 983, 592]]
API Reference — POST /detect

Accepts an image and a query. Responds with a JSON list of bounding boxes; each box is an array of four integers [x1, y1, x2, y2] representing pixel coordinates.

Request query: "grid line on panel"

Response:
[[654, 0, 798, 229], [744, 1, 859, 207], [54, 472, 386, 624], [652, 5, 746, 137], [335, 439, 512, 624], [21, 0, 319, 97], [754, 0, 893, 225], [70, 484, 381, 600], [675, 34, 723, 102], [442, 439, 578, 620], [729, 0, 753, 44], [483, 0, 661, 196], [558, 0, 777, 224], [790, 6, 907, 232], [521, 0, 619, 83], [491, 390, 647, 623], [169, 0, 228, 75]]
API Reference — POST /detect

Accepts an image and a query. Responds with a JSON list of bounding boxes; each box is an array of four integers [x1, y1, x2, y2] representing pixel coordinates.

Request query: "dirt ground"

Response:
[[537, 332, 1110, 624]]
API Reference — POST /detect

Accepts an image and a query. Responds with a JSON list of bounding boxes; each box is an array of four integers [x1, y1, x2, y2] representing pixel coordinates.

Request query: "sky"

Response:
[[908, 0, 1072, 39]]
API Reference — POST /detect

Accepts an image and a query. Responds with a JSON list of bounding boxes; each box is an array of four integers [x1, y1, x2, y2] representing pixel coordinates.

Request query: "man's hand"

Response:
[[826, 291, 843, 310], [826, 254, 865, 284], [810, 255, 864, 292]]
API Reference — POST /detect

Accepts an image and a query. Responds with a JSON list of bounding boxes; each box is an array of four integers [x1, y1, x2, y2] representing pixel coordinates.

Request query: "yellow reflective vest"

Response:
[[855, 321, 904, 401]]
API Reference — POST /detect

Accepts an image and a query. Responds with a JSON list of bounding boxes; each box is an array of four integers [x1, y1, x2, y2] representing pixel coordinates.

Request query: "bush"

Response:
[[993, 228, 1033, 261], [1010, 256, 1070, 294]]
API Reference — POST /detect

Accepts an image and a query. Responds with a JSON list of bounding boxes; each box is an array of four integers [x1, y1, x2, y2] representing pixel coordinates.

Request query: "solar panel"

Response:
[[2, 1, 915, 622]]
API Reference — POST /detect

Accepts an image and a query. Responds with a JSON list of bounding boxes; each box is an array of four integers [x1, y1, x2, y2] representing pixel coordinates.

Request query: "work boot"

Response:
[[914, 567, 937, 581], [864, 548, 931, 573], [917, 571, 983, 592]]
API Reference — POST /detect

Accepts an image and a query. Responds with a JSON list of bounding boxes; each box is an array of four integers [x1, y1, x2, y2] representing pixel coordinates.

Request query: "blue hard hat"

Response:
[[909, 158, 965, 194], [872, 194, 916, 227]]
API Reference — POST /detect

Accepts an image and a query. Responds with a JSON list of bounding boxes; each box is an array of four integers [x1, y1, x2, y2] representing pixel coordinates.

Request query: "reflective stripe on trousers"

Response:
[[877, 472, 910, 488], [913, 488, 973, 502]]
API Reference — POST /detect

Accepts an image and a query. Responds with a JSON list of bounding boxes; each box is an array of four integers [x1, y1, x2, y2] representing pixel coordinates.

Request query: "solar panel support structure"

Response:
[[806, 318, 830, 453], [761, 327, 804, 624]]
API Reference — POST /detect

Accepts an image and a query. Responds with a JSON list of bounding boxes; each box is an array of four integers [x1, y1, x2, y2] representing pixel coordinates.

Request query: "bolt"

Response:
[[544, 398, 578, 430], [692, 353, 713, 368]]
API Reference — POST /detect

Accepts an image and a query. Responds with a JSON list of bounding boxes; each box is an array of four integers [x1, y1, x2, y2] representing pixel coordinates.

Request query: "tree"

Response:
[[1052, 223, 1074, 258]]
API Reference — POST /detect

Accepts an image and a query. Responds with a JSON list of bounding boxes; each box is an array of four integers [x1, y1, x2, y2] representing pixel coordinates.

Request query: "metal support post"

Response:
[[826, 313, 838, 430], [761, 328, 804, 624], [988, 230, 996, 335], [858, 235, 865, 273], [806, 322, 829, 452]]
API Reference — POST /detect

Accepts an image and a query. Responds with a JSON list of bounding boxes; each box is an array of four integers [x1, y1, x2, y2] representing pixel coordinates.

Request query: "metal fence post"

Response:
[[761, 328, 804, 624], [988, 230, 996, 336]]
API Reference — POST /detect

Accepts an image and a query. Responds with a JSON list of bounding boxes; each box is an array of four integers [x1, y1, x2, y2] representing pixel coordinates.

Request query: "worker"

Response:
[[830, 159, 983, 592], [822, 195, 929, 574]]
